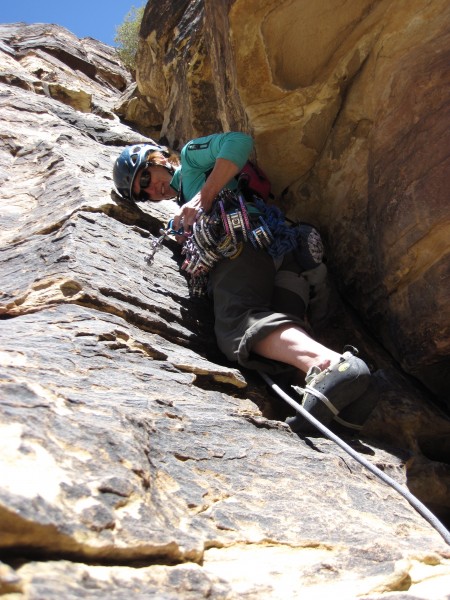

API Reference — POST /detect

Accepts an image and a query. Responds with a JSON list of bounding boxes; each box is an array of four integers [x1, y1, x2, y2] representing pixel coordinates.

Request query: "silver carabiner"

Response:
[[145, 228, 169, 265]]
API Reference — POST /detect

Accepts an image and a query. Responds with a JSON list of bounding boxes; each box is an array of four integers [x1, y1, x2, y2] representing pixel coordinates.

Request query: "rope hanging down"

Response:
[[258, 370, 450, 546]]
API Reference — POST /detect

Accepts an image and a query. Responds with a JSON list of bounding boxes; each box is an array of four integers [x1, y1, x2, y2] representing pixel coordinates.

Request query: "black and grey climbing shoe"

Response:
[[286, 347, 371, 433]]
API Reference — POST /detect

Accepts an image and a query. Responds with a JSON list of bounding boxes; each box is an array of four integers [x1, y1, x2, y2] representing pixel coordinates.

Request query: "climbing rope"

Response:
[[259, 370, 450, 546]]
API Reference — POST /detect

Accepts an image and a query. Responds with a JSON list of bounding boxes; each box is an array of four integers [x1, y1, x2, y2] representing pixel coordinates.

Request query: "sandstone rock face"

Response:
[[136, 0, 248, 149], [1, 20, 450, 600], [137, 0, 450, 407]]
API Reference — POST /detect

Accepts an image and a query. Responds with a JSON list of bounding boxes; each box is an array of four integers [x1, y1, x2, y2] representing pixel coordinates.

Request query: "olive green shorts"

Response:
[[209, 243, 329, 374]]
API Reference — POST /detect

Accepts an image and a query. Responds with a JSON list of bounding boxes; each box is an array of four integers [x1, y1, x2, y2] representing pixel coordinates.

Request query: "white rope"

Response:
[[259, 370, 450, 546]]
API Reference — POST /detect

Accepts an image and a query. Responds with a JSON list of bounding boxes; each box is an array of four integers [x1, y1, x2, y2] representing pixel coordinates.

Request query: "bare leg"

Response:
[[252, 324, 340, 374], [253, 324, 373, 433]]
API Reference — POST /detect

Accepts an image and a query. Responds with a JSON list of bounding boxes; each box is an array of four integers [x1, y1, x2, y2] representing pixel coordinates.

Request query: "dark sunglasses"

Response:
[[139, 168, 151, 189], [135, 167, 151, 201]]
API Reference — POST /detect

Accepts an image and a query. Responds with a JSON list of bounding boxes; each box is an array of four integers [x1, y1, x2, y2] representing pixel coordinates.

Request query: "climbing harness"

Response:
[[259, 370, 450, 546], [146, 189, 310, 297], [180, 190, 277, 296], [144, 190, 272, 291]]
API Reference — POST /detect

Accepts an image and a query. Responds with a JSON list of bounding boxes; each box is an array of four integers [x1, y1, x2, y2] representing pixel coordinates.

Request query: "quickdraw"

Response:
[[144, 222, 183, 265], [180, 190, 274, 296], [145, 189, 310, 298], [145, 189, 276, 296]]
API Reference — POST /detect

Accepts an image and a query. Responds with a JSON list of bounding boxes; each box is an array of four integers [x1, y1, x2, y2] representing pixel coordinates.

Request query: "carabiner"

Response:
[[166, 219, 185, 237]]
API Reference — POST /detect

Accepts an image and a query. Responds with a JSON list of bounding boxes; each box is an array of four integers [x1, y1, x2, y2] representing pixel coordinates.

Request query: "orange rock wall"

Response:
[[137, 0, 450, 404]]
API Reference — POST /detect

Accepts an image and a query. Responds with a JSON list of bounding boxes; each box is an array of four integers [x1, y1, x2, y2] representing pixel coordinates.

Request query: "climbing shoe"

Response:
[[286, 347, 371, 434]]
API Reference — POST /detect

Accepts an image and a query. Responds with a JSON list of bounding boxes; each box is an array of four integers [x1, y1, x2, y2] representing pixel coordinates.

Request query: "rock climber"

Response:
[[113, 132, 375, 434]]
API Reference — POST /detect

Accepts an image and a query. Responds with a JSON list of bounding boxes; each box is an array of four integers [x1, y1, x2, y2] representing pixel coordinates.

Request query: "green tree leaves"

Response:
[[114, 4, 145, 71]]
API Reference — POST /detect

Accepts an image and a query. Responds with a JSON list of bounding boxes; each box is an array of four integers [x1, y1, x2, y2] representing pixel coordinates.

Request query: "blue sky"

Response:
[[0, 0, 145, 46]]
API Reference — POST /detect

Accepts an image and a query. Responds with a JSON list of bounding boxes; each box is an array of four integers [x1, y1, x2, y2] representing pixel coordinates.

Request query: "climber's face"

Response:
[[133, 165, 174, 201]]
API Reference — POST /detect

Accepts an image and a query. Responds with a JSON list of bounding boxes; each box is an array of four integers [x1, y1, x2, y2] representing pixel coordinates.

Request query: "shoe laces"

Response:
[[305, 346, 359, 386], [305, 365, 322, 385]]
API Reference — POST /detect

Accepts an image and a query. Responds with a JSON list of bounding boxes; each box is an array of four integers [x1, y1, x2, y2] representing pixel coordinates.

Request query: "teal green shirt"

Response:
[[170, 132, 253, 204]]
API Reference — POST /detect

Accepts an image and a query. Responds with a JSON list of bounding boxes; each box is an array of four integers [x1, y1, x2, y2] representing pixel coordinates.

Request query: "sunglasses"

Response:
[[136, 167, 151, 201], [139, 168, 151, 189]]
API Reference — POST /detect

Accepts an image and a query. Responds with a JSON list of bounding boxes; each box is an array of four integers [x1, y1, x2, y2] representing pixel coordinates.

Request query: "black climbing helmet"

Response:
[[113, 143, 171, 201]]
